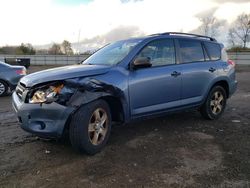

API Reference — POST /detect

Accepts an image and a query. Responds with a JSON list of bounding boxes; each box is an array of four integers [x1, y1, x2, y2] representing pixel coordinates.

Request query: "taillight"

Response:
[[15, 69, 26, 75], [227, 60, 235, 67]]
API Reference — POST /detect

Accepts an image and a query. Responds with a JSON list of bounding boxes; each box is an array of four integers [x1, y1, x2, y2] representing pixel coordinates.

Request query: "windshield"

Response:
[[83, 39, 141, 66]]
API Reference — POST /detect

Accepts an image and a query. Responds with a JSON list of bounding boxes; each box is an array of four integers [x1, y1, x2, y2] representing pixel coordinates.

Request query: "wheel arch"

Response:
[[0, 79, 10, 86], [200, 79, 229, 120], [61, 77, 129, 136], [210, 80, 229, 98], [63, 93, 126, 133], [99, 96, 125, 123]]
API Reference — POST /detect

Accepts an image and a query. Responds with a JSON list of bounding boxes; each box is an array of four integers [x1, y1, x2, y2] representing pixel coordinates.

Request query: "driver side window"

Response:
[[137, 39, 176, 67]]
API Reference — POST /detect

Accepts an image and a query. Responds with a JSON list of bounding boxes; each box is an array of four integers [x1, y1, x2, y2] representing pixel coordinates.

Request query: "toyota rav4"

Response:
[[12, 32, 237, 155]]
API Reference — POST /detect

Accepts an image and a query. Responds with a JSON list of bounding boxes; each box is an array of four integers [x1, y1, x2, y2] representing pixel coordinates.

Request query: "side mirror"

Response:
[[132, 57, 152, 69]]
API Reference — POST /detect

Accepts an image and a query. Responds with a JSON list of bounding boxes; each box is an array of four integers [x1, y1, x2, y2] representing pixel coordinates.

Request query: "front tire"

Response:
[[69, 99, 111, 155], [200, 86, 227, 120], [0, 80, 8, 97]]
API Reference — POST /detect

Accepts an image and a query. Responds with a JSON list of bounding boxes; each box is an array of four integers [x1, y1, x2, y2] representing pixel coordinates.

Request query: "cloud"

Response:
[[73, 25, 145, 52], [0, 0, 250, 48], [212, 0, 250, 3], [120, 0, 143, 2], [213, 3, 250, 23], [195, 7, 219, 19]]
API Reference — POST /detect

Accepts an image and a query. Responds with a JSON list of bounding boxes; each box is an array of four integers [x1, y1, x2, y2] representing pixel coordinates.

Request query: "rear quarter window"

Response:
[[179, 40, 205, 63], [204, 42, 221, 61]]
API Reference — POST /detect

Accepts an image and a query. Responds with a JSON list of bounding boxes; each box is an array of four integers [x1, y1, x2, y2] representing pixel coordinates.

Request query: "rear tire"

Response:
[[200, 86, 227, 120], [0, 80, 8, 97], [69, 99, 111, 155]]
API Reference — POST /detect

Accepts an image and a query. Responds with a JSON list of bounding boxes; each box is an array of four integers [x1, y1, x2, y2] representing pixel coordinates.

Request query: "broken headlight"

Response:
[[29, 84, 64, 104]]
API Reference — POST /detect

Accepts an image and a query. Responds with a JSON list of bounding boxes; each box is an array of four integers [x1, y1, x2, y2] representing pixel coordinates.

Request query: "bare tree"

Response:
[[229, 13, 250, 48], [36, 49, 49, 55], [197, 17, 223, 37], [61, 40, 73, 55], [48, 43, 62, 55], [227, 29, 237, 47]]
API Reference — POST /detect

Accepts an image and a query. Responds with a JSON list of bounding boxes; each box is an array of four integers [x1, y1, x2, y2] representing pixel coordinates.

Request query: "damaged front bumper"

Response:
[[12, 91, 74, 138]]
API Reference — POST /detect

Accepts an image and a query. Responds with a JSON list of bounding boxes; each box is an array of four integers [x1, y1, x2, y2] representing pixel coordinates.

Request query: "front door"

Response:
[[128, 39, 181, 116]]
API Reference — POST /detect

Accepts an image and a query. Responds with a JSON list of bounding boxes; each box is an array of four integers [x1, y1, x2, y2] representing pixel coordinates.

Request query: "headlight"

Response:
[[29, 84, 64, 104]]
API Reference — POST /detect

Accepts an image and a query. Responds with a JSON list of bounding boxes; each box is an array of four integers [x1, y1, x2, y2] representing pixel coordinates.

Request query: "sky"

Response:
[[0, 0, 250, 51]]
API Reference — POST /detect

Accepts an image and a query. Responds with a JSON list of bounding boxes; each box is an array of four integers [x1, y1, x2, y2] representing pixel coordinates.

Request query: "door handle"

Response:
[[209, 67, 216, 72], [171, 71, 181, 77]]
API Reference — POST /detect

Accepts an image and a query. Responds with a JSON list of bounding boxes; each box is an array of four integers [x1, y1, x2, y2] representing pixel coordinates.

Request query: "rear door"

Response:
[[177, 39, 219, 105]]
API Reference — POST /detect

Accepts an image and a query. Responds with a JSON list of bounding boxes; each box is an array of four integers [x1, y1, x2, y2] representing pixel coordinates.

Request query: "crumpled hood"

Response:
[[20, 64, 111, 87]]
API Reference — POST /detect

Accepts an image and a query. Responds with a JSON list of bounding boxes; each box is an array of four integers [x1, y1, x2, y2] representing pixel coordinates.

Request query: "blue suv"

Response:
[[12, 32, 237, 154]]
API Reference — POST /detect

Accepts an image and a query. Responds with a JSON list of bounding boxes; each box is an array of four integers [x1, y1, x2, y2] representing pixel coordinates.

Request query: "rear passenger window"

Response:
[[179, 40, 205, 63], [137, 39, 176, 67], [204, 42, 221, 61]]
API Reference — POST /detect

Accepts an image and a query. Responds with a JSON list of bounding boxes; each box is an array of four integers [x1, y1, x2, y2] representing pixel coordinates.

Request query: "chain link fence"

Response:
[[0, 53, 249, 65], [0, 55, 90, 65]]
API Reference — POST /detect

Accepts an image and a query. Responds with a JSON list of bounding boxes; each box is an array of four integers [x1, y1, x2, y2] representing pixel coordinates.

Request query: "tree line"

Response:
[[0, 43, 36, 55], [0, 40, 74, 55]]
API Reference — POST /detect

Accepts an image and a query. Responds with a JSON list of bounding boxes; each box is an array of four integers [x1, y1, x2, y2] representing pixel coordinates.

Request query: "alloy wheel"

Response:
[[0, 82, 6, 95], [210, 91, 224, 115], [88, 108, 108, 146]]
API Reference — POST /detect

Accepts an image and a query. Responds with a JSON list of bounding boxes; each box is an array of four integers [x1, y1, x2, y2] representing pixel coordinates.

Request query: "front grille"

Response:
[[16, 82, 28, 101]]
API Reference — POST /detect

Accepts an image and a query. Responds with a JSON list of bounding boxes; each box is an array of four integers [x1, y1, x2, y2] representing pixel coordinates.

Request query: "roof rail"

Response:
[[151, 32, 217, 42]]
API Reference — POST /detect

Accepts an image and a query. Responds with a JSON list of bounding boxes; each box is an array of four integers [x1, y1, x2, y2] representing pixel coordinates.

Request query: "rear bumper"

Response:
[[12, 91, 74, 138], [8, 75, 25, 90]]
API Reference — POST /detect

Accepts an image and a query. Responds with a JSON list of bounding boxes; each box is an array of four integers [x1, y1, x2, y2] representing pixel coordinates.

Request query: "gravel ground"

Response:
[[0, 65, 249, 188]]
